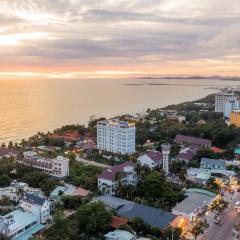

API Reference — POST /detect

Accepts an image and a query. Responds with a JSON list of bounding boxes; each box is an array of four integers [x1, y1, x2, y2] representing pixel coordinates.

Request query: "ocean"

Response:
[[0, 77, 237, 143]]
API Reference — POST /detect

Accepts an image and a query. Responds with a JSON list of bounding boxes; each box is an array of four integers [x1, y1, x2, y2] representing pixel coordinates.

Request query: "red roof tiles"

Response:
[[146, 151, 163, 163], [98, 161, 134, 181], [174, 134, 212, 147], [111, 216, 129, 228]]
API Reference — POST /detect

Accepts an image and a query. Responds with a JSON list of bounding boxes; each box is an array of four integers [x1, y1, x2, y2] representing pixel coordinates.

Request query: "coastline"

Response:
[[1, 92, 216, 144]]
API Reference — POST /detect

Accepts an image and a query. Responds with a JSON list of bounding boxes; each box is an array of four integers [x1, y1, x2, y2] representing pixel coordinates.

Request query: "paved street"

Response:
[[199, 193, 240, 240]]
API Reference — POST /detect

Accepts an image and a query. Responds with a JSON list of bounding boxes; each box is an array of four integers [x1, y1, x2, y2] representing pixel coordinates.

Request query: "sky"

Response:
[[0, 0, 240, 78]]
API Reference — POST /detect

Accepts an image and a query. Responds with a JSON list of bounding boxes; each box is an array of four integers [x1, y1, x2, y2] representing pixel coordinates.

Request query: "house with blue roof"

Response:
[[95, 196, 176, 230], [0, 209, 45, 240], [200, 158, 226, 170]]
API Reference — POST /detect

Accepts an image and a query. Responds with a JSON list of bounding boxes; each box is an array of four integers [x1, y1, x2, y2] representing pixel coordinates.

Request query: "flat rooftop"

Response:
[[173, 189, 216, 215]]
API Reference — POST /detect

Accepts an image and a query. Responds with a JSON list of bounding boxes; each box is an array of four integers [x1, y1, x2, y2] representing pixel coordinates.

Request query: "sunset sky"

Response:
[[0, 0, 240, 78]]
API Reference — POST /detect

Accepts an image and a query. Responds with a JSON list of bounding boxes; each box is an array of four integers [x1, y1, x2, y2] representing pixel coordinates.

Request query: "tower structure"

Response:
[[161, 143, 171, 175]]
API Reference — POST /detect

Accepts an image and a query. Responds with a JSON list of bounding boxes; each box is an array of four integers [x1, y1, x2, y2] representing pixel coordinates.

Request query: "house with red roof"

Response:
[[98, 161, 137, 195], [137, 151, 163, 169], [0, 148, 22, 160], [111, 216, 129, 229], [211, 146, 223, 154], [174, 134, 212, 148], [175, 145, 200, 163]]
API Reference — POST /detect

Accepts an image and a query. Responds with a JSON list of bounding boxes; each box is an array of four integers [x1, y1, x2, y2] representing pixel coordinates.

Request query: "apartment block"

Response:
[[97, 120, 135, 155]]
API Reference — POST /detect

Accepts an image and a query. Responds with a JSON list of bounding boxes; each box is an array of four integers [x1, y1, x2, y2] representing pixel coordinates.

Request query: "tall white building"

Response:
[[162, 143, 171, 175], [215, 90, 236, 113], [224, 97, 240, 118], [97, 119, 135, 155]]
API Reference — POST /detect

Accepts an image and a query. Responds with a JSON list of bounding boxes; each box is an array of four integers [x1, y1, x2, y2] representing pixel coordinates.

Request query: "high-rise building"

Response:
[[215, 90, 236, 113], [162, 143, 171, 175], [224, 97, 240, 118], [97, 119, 135, 155], [230, 110, 240, 127]]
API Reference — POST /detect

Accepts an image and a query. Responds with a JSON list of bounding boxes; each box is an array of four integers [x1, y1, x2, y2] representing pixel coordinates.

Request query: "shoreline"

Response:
[[0, 91, 216, 145]]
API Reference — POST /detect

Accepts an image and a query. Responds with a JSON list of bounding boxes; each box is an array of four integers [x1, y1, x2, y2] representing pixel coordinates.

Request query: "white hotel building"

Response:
[[97, 120, 136, 155], [215, 90, 236, 113]]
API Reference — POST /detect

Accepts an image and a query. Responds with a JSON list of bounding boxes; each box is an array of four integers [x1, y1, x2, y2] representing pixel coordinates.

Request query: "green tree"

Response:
[[163, 227, 182, 240], [45, 210, 70, 240], [0, 175, 11, 187], [76, 202, 112, 236], [62, 195, 83, 210], [118, 224, 134, 234], [191, 219, 209, 239], [0, 233, 11, 240]]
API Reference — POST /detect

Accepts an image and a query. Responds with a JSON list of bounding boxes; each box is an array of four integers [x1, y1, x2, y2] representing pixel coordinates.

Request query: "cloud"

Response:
[[0, 0, 239, 75]]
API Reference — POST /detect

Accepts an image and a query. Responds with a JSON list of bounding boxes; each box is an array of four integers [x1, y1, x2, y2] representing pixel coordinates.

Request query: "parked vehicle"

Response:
[[214, 216, 223, 225]]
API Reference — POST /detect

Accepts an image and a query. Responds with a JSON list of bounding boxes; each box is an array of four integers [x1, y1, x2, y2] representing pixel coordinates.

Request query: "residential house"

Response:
[[111, 216, 129, 229], [175, 145, 200, 163], [211, 146, 224, 154], [174, 134, 212, 148], [200, 158, 226, 170], [137, 151, 162, 169], [0, 148, 21, 160], [50, 184, 90, 201], [49, 130, 80, 142], [0, 209, 44, 240], [98, 161, 137, 195], [96, 195, 176, 231], [187, 167, 235, 185], [19, 193, 51, 224], [0, 180, 29, 202]]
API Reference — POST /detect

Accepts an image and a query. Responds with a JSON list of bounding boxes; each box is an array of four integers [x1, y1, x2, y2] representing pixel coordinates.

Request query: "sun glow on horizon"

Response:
[[0, 0, 239, 76]]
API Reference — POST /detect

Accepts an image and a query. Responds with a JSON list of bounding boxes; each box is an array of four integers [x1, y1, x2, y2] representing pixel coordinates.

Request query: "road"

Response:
[[200, 193, 240, 240], [75, 156, 110, 168]]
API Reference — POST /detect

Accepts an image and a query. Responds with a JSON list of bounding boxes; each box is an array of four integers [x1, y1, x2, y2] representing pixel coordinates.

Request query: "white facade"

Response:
[[98, 162, 137, 195], [137, 155, 158, 169], [137, 151, 162, 169], [19, 193, 51, 224], [97, 120, 135, 155], [162, 143, 171, 175], [20, 152, 69, 178], [0, 181, 29, 202], [98, 178, 116, 195], [215, 90, 236, 113], [224, 97, 240, 118], [0, 209, 42, 240]]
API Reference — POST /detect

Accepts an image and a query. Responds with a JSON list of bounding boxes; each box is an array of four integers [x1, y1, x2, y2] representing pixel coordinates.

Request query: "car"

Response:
[[235, 201, 240, 209], [214, 216, 222, 225]]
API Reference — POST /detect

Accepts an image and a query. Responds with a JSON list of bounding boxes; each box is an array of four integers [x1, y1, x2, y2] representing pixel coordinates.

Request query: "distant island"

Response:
[[137, 75, 240, 81]]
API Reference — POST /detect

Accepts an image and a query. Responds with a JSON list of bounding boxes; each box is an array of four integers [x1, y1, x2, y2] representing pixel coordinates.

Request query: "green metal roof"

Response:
[[187, 188, 216, 197], [50, 186, 66, 198], [234, 148, 240, 154]]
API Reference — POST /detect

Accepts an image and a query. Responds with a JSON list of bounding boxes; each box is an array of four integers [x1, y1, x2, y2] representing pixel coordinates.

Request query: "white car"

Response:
[[235, 201, 240, 209]]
